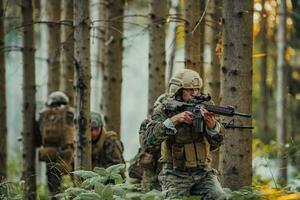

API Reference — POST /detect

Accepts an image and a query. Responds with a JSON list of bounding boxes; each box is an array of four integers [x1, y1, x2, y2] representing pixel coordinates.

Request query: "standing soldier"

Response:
[[90, 112, 125, 178], [37, 91, 75, 198], [145, 69, 227, 199]]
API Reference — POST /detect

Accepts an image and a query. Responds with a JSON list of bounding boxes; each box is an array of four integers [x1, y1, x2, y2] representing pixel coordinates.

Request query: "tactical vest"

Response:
[[39, 106, 75, 147], [157, 98, 211, 170]]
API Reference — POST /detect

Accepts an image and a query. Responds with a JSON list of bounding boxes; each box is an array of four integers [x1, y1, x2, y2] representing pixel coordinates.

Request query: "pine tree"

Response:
[[219, 0, 253, 189], [148, 0, 167, 113], [74, 0, 92, 170], [21, 0, 37, 198], [0, 0, 7, 182]]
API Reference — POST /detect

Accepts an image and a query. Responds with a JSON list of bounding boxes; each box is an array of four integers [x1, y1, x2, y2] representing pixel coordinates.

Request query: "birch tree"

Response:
[[0, 0, 7, 182], [148, 0, 167, 113], [46, 0, 61, 94], [74, 0, 92, 170], [276, 0, 287, 185], [101, 0, 124, 136], [219, 0, 253, 189], [21, 0, 37, 198]]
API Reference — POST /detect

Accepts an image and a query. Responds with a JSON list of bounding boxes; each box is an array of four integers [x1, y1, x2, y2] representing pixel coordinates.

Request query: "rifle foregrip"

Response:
[[204, 104, 234, 116]]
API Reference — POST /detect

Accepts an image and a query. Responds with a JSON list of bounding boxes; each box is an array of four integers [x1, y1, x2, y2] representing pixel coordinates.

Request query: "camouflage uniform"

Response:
[[128, 94, 167, 192], [91, 112, 125, 177], [145, 69, 227, 200], [38, 91, 75, 198]]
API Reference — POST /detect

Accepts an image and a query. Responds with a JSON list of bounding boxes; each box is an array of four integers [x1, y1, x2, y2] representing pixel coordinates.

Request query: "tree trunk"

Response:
[[148, 0, 167, 114], [276, 0, 287, 186], [184, 0, 205, 78], [219, 0, 253, 190], [47, 0, 61, 95], [167, 0, 179, 83], [74, 0, 92, 171], [258, 0, 269, 144], [21, 0, 37, 198], [96, 0, 107, 111], [0, 0, 7, 182], [101, 0, 124, 137], [206, 0, 222, 170], [61, 0, 74, 106]]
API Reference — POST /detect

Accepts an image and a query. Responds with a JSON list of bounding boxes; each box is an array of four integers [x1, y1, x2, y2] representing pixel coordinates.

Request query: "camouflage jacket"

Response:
[[145, 96, 225, 161], [92, 130, 125, 170]]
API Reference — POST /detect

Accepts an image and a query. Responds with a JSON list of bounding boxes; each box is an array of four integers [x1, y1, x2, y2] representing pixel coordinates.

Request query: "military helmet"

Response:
[[91, 112, 103, 128], [168, 69, 203, 95], [47, 91, 69, 106]]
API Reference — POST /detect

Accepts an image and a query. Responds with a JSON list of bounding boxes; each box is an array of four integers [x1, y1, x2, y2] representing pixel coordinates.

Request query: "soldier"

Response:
[[145, 69, 227, 199], [90, 112, 125, 178], [38, 91, 75, 198], [128, 94, 167, 192]]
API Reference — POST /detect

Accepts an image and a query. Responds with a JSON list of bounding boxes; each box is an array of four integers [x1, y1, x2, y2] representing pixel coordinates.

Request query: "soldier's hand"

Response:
[[200, 106, 216, 129], [170, 111, 194, 125]]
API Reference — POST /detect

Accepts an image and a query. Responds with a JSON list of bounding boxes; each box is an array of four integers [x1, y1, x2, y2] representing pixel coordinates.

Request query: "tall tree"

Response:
[[61, 0, 74, 106], [206, 0, 222, 170], [0, 0, 7, 182], [219, 0, 253, 189], [148, 0, 167, 113], [101, 0, 124, 136], [258, 0, 269, 144], [46, 0, 61, 94], [167, 0, 179, 83], [74, 0, 92, 170], [96, 0, 107, 110], [21, 0, 37, 198], [276, 0, 287, 185], [184, 0, 205, 78]]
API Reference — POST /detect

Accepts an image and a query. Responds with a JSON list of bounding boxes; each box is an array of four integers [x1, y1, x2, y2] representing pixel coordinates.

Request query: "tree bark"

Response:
[[96, 0, 107, 110], [101, 0, 124, 137], [148, 0, 167, 114], [206, 0, 222, 170], [21, 0, 37, 198], [47, 0, 61, 95], [258, 0, 269, 144], [74, 0, 92, 170], [0, 0, 7, 182], [61, 0, 74, 106], [276, 0, 287, 186], [219, 0, 253, 190], [184, 0, 205, 79]]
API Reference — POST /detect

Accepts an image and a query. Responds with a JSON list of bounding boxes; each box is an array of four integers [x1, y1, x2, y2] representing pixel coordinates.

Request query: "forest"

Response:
[[0, 0, 300, 199]]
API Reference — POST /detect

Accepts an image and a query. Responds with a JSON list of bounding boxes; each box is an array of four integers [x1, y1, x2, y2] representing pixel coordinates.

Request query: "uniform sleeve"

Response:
[[145, 110, 176, 146], [102, 137, 125, 166], [205, 121, 225, 150]]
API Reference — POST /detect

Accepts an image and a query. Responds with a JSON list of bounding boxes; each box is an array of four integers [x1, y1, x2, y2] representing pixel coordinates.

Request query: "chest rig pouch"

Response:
[[170, 123, 210, 170]]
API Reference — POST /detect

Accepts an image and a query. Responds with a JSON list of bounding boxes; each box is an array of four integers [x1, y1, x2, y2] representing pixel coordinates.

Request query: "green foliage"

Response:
[[0, 180, 24, 200], [224, 186, 262, 200]]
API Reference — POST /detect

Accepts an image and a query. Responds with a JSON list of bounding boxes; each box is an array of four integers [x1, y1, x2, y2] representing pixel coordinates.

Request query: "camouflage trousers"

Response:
[[141, 168, 161, 192], [159, 164, 227, 200], [46, 162, 62, 199]]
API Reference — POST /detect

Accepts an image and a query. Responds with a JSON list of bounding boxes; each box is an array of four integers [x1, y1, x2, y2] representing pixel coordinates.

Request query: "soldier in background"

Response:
[[128, 94, 166, 192], [90, 112, 125, 178], [37, 91, 75, 198]]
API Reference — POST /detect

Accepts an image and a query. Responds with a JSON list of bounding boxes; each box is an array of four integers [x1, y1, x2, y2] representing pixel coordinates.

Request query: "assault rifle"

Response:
[[163, 94, 253, 132]]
